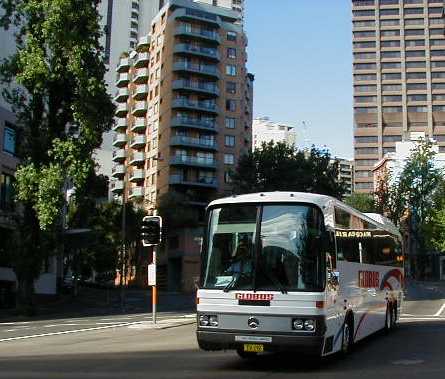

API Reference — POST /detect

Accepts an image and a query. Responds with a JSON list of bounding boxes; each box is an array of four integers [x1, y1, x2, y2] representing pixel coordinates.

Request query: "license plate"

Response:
[[243, 344, 264, 353]]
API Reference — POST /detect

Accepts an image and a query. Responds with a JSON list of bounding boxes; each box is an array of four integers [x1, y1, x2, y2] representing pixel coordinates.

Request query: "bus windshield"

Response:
[[202, 204, 326, 292]]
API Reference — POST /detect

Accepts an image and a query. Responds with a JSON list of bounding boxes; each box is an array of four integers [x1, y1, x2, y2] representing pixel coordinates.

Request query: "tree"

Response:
[[374, 168, 405, 225], [424, 179, 445, 253], [230, 142, 346, 199], [0, 0, 114, 308], [344, 193, 376, 213]]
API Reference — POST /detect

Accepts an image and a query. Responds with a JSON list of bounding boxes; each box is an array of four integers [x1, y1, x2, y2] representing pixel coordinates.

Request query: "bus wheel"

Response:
[[341, 320, 353, 356], [236, 348, 258, 360], [384, 305, 392, 334]]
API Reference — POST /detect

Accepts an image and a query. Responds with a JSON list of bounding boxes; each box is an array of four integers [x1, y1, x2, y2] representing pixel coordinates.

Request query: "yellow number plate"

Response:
[[243, 344, 264, 353]]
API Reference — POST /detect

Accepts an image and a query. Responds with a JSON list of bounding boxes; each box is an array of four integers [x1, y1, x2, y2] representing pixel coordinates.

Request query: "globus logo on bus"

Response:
[[235, 293, 274, 301], [358, 270, 380, 288]]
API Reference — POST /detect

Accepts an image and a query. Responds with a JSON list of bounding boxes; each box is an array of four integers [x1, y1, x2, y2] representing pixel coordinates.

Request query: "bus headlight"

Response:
[[292, 319, 304, 330], [209, 315, 218, 327], [304, 319, 315, 331], [199, 315, 209, 326]]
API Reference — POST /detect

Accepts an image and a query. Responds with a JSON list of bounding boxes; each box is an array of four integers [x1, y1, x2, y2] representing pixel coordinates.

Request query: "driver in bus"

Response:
[[226, 235, 253, 275]]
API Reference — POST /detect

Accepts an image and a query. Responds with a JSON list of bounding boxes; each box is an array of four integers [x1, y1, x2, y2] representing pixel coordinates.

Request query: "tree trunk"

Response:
[[16, 276, 35, 315]]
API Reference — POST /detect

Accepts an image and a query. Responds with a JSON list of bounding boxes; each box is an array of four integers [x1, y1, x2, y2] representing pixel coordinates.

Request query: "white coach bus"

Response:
[[196, 192, 404, 358]]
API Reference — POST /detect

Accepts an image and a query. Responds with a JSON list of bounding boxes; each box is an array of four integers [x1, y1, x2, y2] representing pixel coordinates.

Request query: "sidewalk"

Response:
[[0, 287, 196, 322]]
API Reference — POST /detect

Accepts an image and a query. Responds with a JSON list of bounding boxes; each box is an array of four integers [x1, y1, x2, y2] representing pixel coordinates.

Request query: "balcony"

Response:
[[133, 84, 148, 100], [132, 101, 147, 116], [133, 68, 148, 84], [129, 152, 145, 165], [115, 103, 128, 117], [173, 62, 220, 79], [172, 80, 219, 97], [173, 7, 221, 28], [173, 43, 220, 61], [175, 26, 220, 44], [169, 174, 218, 188], [131, 118, 146, 133], [170, 155, 217, 169], [170, 135, 217, 151], [112, 164, 125, 178], [137, 35, 150, 48], [129, 169, 145, 182], [112, 149, 126, 162], [135, 52, 149, 68], [130, 135, 146, 149], [116, 73, 130, 87], [172, 98, 218, 114], [111, 180, 124, 194], [116, 57, 130, 73], [114, 88, 129, 102], [129, 186, 144, 199], [112, 118, 127, 132], [112, 133, 127, 147], [171, 117, 218, 133]]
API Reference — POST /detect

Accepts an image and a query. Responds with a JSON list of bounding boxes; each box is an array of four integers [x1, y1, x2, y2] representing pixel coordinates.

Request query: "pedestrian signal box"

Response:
[[141, 216, 162, 247]]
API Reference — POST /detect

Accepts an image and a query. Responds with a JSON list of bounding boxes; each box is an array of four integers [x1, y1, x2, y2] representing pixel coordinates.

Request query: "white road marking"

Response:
[[392, 359, 424, 365], [434, 303, 445, 317], [0, 322, 30, 326], [5, 329, 17, 332], [95, 322, 125, 325], [43, 324, 83, 328], [400, 317, 445, 322], [0, 321, 143, 343]]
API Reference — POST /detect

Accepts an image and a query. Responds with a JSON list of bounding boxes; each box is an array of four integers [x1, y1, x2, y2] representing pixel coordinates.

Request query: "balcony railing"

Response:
[[169, 174, 218, 188], [116, 57, 130, 73], [114, 88, 129, 102], [171, 117, 217, 132], [173, 62, 220, 78], [129, 186, 145, 199], [132, 101, 147, 116], [111, 180, 124, 193], [133, 84, 148, 100], [175, 26, 220, 44], [170, 135, 217, 150], [130, 135, 146, 148], [174, 43, 220, 61], [137, 35, 150, 48], [170, 155, 216, 169], [135, 52, 149, 67], [116, 73, 130, 87], [112, 149, 126, 162], [172, 80, 219, 96], [131, 118, 146, 133], [174, 7, 221, 28], [112, 164, 125, 178], [115, 103, 128, 117], [130, 152, 145, 165], [172, 98, 218, 113], [133, 68, 148, 84], [129, 169, 145, 182], [112, 133, 127, 147], [112, 118, 127, 132]]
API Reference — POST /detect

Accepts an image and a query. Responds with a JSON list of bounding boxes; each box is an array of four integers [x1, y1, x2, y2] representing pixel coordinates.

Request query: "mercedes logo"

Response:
[[247, 317, 259, 329]]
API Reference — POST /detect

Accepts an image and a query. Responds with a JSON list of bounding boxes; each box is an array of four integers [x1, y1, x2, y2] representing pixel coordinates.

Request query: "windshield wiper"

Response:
[[256, 260, 288, 294], [223, 276, 238, 292]]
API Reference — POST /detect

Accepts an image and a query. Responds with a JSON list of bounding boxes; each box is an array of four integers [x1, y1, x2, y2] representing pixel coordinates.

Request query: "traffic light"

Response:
[[141, 216, 162, 247]]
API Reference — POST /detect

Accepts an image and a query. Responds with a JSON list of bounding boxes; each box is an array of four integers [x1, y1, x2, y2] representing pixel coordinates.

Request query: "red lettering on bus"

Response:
[[358, 271, 379, 288]]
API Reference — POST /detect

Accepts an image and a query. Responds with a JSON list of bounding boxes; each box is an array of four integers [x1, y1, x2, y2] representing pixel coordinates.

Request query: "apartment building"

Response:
[[110, 0, 252, 291], [96, 0, 245, 178], [337, 158, 355, 195], [352, 0, 445, 193], [252, 116, 298, 150]]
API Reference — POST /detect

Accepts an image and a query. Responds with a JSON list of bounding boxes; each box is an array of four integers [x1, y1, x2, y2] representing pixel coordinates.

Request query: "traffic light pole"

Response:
[[152, 245, 157, 325]]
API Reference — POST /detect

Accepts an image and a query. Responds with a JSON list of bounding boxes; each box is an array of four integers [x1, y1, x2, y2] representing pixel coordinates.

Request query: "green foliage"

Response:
[[0, 0, 114, 305], [344, 193, 377, 213], [230, 142, 346, 199], [157, 192, 201, 232]]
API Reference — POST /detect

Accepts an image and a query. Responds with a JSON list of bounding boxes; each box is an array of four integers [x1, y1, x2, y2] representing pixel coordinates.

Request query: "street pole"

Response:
[[152, 245, 157, 324], [120, 169, 127, 312]]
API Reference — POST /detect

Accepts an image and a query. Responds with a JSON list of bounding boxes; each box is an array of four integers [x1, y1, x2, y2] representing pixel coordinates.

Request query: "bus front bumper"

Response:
[[197, 330, 324, 355]]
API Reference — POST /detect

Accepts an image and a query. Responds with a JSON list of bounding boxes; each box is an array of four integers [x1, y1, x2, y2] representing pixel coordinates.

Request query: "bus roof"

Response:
[[208, 192, 401, 238]]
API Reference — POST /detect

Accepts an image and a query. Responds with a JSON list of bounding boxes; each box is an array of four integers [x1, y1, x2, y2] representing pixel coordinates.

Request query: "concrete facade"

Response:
[[252, 117, 298, 151], [352, 0, 445, 193]]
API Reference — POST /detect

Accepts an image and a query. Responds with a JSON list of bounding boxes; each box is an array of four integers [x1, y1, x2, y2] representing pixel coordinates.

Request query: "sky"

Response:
[[244, 0, 353, 159]]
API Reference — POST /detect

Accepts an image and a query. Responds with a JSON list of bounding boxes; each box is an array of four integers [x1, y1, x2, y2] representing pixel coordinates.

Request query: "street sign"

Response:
[[148, 263, 156, 286]]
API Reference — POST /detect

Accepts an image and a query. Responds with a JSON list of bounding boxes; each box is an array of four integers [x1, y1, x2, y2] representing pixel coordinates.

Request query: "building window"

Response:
[[226, 64, 237, 76], [226, 82, 236, 94], [224, 153, 235, 165], [225, 117, 236, 129], [225, 135, 235, 147], [226, 99, 236, 112], [227, 47, 236, 59], [224, 171, 232, 183], [227, 31, 237, 41], [3, 123, 16, 155], [0, 173, 14, 211]]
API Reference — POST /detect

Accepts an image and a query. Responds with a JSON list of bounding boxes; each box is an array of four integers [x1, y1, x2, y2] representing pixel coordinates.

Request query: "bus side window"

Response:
[[336, 235, 360, 263]]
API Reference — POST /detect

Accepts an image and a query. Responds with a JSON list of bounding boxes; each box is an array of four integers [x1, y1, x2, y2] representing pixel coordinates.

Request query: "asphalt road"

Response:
[[0, 282, 444, 379]]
